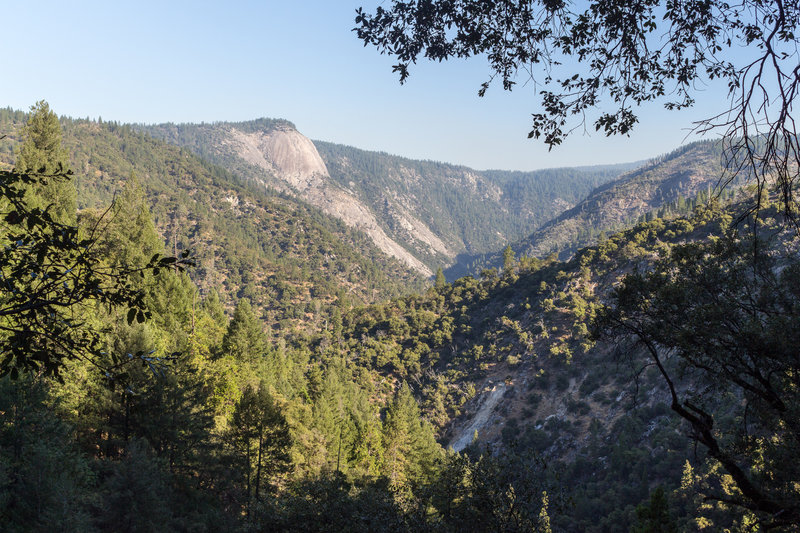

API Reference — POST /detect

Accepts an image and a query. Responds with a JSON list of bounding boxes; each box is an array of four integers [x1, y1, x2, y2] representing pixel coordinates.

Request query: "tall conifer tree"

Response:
[[14, 100, 76, 224], [382, 382, 441, 491], [221, 299, 266, 364]]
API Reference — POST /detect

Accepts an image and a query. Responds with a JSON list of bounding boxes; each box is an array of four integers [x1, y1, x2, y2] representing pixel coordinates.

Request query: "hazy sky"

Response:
[[2, 1, 730, 171]]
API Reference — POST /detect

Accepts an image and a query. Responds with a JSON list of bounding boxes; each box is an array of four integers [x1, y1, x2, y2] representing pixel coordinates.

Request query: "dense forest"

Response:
[[0, 102, 798, 532], [0, 107, 425, 337]]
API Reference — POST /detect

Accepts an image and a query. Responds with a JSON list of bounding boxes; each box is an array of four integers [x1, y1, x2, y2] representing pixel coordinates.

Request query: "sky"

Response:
[[1, 1, 731, 171]]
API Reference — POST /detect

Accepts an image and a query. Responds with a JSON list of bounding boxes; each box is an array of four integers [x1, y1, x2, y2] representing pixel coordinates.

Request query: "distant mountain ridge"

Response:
[[12, 111, 728, 286], [139, 120, 436, 274], [518, 140, 728, 258], [448, 139, 732, 276], [140, 119, 636, 275]]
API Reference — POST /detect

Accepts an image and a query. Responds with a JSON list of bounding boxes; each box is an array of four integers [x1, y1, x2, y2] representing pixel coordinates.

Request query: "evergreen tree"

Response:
[[95, 172, 162, 270], [502, 245, 515, 273], [189, 289, 228, 361], [123, 353, 217, 478], [382, 382, 441, 491], [631, 487, 676, 533], [348, 402, 385, 478], [0, 377, 95, 532], [228, 384, 292, 515], [221, 298, 267, 364], [13, 100, 76, 224], [96, 438, 175, 533], [434, 267, 447, 289], [202, 289, 228, 331]]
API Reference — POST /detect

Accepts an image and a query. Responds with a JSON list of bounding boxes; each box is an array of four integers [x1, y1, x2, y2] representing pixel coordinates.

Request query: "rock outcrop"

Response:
[[225, 126, 432, 275]]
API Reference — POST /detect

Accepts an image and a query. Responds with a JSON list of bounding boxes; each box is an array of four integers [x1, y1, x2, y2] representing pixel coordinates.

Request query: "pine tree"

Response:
[[13, 100, 76, 224], [228, 384, 292, 515], [99, 172, 162, 269], [631, 487, 677, 533], [434, 267, 447, 289], [221, 299, 266, 364], [202, 290, 228, 331], [502, 245, 516, 273], [382, 382, 441, 491], [0, 377, 95, 531], [189, 289, 228, 361], [97, 438, 174, 532]]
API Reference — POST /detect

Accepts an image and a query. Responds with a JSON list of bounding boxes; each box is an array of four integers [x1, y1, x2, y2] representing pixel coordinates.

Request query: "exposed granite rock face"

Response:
[[449, 382, 507, 452], [225, 126, 432, 275], [141, 119, 632, 277], [225, 126, 328, 191]]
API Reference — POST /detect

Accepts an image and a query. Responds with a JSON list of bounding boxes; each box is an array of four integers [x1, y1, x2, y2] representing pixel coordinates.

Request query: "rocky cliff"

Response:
[[141, 120, 631, 277]]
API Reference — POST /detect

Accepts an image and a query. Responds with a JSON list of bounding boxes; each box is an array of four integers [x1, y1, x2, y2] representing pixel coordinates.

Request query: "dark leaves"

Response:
[[355, 1, 800, 213], [0, 169, 193, 378]]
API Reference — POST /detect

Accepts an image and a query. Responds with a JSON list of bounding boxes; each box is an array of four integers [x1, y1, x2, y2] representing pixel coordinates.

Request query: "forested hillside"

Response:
[[1, 103, 797, 532], [309, 189, 798, 530], [141, 119, 635, 274], [0, 108, 424, 337], [453, 140, 739, 275], [315, 141, 635, 264], [515, 141, 732, 259], [4, 0, 797, 527]]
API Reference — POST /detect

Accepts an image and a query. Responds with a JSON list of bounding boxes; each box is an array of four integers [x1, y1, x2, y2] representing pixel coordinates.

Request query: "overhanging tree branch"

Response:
[[0, 168, 193, 379], [356, 0, 800, 218]]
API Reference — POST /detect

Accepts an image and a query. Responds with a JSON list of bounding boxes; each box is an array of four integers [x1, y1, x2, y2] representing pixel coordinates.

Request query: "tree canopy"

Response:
[[596, 230, 800, 527], [0, 166, 193, 378], [0, 104, 193, 379], [355, 0, 800, 216], [13, 100, 76, 224]]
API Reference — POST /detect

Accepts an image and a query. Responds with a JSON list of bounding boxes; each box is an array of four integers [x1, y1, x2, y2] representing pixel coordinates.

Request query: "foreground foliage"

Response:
[[356, 0, 800, 220], [599, 231, 800, 527], [1, 104, 798, 531]]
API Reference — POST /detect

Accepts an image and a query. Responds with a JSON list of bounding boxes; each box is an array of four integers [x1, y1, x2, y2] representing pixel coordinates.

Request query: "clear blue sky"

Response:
[[1, 1, 727, 171]]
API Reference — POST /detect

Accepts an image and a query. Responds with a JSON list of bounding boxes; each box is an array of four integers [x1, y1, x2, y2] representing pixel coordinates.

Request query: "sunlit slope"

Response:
[[0, 109, 425, 332], [140, 119, 634, 274]]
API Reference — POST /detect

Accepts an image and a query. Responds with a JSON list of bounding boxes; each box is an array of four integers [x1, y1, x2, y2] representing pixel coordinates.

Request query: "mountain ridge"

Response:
[[447, 139, 733, 277], [0, 109, 426, 333], [139, 119, 636, 275], [519, 140, 728, 259]]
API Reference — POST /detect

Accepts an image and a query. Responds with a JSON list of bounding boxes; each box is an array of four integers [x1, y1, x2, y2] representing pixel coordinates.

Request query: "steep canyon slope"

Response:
[[516, 140, 729, 259], [141, 119, 635, 275], [455, 140, 733, 275], [330, 193, 783, 530], [2, 104, 784, 530], [138, 119, 432, 275]]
